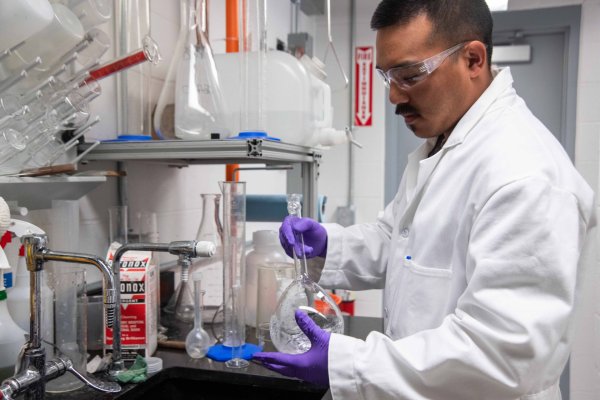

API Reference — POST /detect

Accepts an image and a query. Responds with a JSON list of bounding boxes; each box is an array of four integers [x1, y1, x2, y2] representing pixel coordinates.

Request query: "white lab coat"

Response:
[[319, 68, 595, 400]]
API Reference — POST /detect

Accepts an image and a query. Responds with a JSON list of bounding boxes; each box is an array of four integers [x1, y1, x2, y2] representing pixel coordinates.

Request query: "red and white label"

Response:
[[355, 46, 374, 127]]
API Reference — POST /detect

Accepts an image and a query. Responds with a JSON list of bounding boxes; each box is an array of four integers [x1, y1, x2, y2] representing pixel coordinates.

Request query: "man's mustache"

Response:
[[396, 105, 418, 115]]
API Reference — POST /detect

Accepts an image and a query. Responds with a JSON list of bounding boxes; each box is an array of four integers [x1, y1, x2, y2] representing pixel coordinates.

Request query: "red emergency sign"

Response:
[[354, 46, 374, 127]]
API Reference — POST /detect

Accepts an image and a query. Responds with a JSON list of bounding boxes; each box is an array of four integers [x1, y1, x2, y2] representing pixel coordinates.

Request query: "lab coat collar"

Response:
[[402, 67, 514, 205], [444, 66, 514, 149]]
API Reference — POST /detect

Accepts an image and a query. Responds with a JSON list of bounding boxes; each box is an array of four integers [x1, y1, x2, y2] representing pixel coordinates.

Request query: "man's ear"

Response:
[[464, 41, 488, 78]]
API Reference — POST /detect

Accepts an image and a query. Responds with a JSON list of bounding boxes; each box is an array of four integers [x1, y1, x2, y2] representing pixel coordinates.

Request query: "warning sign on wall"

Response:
[[355, 46, 374, 127]]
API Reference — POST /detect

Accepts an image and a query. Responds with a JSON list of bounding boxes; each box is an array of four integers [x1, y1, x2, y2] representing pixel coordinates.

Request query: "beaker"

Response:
[[191, 194, 223, 324], [269, 194, 344, 354], [220, 181, 247, 368], [173, 0, 230, 140], [45, 269, 87, 393]]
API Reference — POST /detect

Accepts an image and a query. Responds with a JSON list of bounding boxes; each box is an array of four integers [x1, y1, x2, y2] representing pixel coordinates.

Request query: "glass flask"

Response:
[[154, 0, 229, 140], [269, 194, 344, 354], [164, 254, 194, 323], [185, 273, 211, 358], [191, 194, 223, 324]]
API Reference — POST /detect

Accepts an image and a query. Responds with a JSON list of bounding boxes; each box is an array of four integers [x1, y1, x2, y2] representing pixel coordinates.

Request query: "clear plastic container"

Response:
[[0, 0, 54, 54], [214, 50, 345, 147], [245, 230, 290, 327]]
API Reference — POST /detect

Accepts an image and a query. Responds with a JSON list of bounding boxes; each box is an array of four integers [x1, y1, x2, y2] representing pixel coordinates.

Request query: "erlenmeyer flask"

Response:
[[173, 255, 194, 323], [270, 194, 344, 354], [191, 193, 223, 324], [172, 0, 229, 140]]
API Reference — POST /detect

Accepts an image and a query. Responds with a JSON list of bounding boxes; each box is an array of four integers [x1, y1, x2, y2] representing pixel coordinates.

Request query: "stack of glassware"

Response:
[[0, 0, 160, 175]]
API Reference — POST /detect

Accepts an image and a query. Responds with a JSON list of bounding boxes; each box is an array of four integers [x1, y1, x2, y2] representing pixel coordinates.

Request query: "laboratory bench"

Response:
[[45, 316, 383, 400]]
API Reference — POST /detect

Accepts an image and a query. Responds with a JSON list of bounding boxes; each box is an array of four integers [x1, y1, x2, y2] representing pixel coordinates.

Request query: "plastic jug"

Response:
[[245, 230, 290, 327], [214, 50, 346, 147]]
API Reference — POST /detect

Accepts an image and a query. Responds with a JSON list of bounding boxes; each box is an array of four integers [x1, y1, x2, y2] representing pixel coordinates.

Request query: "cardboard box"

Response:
[[105, 243, 157, 362]]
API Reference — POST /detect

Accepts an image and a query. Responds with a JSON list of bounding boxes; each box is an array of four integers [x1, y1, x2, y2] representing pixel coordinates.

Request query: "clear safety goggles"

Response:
[[376, 42, 468, 89]]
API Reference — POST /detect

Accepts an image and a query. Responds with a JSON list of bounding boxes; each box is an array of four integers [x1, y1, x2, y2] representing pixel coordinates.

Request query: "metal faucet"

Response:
[[0, 233, 121, 400], [108, 240, 216, 376]]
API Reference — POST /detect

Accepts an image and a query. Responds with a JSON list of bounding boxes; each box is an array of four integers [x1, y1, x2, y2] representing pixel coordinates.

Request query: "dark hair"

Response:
[[371, 0, 493, 66]]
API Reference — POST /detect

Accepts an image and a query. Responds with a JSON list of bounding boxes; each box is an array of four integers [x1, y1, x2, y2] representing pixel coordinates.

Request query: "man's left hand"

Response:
[[253, 310, 331, 387]]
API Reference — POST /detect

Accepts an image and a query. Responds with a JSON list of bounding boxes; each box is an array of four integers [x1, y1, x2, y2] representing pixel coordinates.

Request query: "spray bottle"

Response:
[[0, 197, 27, 381]]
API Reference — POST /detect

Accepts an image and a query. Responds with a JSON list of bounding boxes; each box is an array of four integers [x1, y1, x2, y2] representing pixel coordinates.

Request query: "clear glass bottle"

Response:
[[185, 273, 211, 358], [154, 0, 229, 140], [269, 194, 344, 354]]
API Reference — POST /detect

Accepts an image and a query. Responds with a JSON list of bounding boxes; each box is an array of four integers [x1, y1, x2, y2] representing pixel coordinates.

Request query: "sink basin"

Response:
[[115, 367, 327, 400]]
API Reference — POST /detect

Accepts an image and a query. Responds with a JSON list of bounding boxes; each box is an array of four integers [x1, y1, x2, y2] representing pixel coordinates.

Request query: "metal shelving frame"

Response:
[[78, 139, 322, 218]]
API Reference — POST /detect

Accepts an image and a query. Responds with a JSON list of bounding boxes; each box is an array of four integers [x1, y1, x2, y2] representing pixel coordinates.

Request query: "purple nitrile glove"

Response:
[[279, 216, 328, 259], [252, 310, 331, 387]]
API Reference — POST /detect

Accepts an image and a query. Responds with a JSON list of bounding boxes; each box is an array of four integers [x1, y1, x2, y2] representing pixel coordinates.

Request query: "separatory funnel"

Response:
[[269, 194, 344, 354]]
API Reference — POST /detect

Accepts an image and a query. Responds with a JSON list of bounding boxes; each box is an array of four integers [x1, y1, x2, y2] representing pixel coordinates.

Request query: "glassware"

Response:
[[66, 0, 112, 31], [45, 269, 87, 393], [173, 255, 195, 323], [185, 273, 211, 358], [114, 0, 156, 140], [1, 4, 85, 79], [220, 181, 248, 368], [238, 0, 268, 135], [191, 193, 223, 324], [269, 194, 344, 354], [173, 0, 229, 140]]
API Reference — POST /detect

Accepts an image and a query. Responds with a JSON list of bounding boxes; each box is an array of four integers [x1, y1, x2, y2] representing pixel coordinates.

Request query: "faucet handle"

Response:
[[194, 241, 216, 258], [63, 359, 121, 393]]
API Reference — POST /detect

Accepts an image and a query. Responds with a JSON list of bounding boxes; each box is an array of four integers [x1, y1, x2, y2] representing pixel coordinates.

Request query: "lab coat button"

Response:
[[401, 227, 409, 238], [384, 307, 389, 318]]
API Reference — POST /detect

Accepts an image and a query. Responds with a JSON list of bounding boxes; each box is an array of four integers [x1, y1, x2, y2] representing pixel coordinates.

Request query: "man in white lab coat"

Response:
[[253, 0, 596, 399]]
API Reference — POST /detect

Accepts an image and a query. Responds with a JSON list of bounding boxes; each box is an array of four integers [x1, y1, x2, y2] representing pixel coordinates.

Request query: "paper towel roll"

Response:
[[246, 195, 326, 222]]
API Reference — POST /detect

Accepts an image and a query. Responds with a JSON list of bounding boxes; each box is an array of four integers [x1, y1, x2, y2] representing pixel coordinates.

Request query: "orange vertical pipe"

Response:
[[226, 0, 240, 181], [225, 0, 239, 53]]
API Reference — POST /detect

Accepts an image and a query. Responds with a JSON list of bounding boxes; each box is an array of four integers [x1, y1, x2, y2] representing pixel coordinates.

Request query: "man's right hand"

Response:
[[279, 216, 328, 259]]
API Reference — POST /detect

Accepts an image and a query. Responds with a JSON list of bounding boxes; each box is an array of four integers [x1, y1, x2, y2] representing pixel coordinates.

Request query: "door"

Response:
[[384, 5, 581, 399]]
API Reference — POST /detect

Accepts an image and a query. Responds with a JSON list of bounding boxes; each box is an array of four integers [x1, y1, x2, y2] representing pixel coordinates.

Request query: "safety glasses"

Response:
[[376, 42, 468, 89]]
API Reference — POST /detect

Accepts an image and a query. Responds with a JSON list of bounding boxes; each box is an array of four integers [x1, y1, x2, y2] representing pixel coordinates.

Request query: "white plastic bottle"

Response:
[[0, 246, 27, 382], [7, 246, 54, 349], [245, 230, 290, 327]]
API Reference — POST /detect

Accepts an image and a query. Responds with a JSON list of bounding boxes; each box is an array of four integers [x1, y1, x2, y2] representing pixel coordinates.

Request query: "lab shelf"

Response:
[[78, 138, 323, 218], [0, 176, 106, 210], [78, 139, 321, 164]]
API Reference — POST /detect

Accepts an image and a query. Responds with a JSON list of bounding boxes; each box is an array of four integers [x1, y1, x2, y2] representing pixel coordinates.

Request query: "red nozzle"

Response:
[[0, 231, 12, 249]]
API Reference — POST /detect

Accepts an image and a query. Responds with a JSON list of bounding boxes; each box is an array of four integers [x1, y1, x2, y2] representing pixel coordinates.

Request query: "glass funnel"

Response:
[[269, 194, 344, 354], [185, 272, 212, 358], [173, 0, 229, 140]]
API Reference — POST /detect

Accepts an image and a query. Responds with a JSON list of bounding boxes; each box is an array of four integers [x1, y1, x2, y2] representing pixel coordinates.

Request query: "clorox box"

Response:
[[105, 243, 157, 362]]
